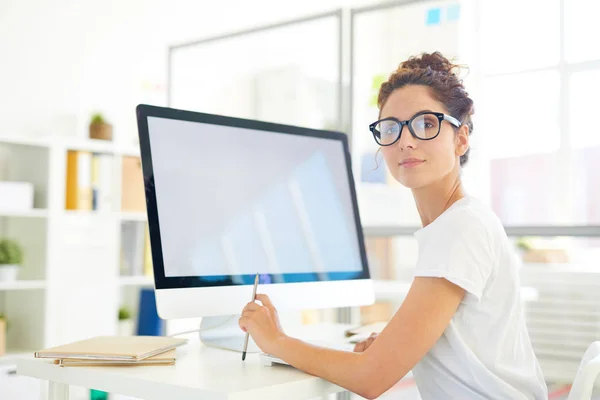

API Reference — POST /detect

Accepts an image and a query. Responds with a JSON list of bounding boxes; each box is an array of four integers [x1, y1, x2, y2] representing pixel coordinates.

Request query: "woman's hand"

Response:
[[353, 332, 379, 353], [238, 294, 286, 355]]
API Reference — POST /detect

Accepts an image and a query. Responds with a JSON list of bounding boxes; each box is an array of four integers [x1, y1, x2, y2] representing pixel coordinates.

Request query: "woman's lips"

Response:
[[400, 159, 425, 168]]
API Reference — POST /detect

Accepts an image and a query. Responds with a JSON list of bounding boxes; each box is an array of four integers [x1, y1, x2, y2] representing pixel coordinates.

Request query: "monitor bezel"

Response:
[[135, 104, 370, 290]]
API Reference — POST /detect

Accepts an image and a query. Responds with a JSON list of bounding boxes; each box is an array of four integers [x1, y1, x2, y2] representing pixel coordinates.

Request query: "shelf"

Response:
[[120, 212, 147, 222], [0, 135, 142, 155], [118, 145, 141, 157], [0, 280, 46, 291], [63, 210, 116, 220], [61, 138, 115, 154], [62, 211, 147, 221], [0, 349, 34, 366], [0, 209, 48, 218], [0, 135, 120, 154], [0, 135, 52, 148], [119, 276, 153, 287]]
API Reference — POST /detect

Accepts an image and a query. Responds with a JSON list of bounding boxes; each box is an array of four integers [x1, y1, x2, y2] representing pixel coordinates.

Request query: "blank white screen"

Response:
[[147, 116, 363, 278]]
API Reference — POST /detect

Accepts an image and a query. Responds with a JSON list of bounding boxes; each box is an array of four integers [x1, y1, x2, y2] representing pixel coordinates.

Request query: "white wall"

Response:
[[0, 0, 374, 144]]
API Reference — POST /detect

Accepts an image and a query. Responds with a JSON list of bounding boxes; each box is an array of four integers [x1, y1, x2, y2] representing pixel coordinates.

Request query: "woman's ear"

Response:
[[455, 124, 470, 157]]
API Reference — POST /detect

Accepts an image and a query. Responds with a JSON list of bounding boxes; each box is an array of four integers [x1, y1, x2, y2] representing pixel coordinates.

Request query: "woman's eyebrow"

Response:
[[381, 109, 436, 120], [416, 109, 434, 115]]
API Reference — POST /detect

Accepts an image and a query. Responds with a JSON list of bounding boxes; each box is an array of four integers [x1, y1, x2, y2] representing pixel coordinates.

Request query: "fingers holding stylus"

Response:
[[255, 294, 275, 310], [238, 316, 251, 333], [242, 303, 273, 320], [243, 302, 261, 313], [238, 295, 285, 355]]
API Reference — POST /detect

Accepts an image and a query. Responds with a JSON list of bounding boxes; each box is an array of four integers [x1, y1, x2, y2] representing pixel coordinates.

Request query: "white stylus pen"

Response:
[[242, 272, 259, 361]]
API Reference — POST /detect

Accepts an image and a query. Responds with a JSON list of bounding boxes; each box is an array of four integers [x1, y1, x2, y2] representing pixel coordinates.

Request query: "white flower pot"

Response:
[[118, 319, 134, 336], [0, 265, 18, 282]]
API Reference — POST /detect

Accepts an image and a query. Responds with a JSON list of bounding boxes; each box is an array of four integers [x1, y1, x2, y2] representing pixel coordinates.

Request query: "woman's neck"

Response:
[[412, 170, 466, 228]]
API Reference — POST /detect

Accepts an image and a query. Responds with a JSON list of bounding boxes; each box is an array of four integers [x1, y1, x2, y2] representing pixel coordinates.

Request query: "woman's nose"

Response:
[[396, 125, 417, 150]]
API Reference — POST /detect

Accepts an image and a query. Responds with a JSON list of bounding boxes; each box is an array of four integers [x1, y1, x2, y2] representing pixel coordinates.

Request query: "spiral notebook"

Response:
[[35, 336, 187, 362]]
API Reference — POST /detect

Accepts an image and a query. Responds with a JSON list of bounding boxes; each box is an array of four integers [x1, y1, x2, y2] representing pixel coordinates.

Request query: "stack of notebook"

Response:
[[34, 336, 187, 367]]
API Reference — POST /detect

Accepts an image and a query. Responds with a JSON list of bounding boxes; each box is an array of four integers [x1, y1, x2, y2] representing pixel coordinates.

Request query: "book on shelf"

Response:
[[66, 151, 113, 211], [120, 221, 146, 276], [121, 156, 146, 212], [137, 289, 164, 336], [93, 153, 114, 211], [35, 335, 186, 362], [66, 150, 92, 210], [143, 223, 153, 277]]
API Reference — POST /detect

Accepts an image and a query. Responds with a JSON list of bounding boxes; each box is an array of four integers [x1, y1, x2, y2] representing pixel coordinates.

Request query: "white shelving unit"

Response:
[[0, 134, 150, 366], [0, 210, 49, 218], [0, 281, 47, 291], [119, 212, 147, 222], [118, 276, 153, 287]]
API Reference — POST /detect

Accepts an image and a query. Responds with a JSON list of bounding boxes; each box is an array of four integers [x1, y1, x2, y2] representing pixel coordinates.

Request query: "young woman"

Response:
[[238, 52, 548, 400]]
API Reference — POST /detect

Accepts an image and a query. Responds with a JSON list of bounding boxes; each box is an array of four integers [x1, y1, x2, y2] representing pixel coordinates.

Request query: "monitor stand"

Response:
[[198, 315, 261, 353]]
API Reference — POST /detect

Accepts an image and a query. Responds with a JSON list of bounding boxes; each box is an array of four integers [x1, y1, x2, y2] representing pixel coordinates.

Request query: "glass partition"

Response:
[[169, 11, 342, 131]]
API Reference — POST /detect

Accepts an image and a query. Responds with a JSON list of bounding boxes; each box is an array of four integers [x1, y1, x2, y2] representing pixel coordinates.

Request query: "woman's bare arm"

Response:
[[252, 277, 465, 399]]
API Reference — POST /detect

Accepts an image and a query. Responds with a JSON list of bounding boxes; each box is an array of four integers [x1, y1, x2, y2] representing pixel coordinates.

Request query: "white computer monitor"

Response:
[[136, 104, 374, 323]]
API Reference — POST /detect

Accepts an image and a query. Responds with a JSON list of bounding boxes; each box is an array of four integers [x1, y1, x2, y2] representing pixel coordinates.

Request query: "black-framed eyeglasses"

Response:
[[369, 111, 462, 146]]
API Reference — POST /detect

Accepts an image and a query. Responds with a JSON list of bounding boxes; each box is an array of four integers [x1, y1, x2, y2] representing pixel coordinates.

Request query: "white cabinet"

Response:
[[0, 136, 150, 366]]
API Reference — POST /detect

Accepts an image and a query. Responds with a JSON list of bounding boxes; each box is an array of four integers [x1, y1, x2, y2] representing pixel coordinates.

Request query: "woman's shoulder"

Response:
[[419, 196, 505, 240], [456, 196, 504, 227]]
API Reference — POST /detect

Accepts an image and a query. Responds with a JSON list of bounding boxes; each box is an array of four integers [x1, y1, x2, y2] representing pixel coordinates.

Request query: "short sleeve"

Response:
[[413, 211, 496, 301]]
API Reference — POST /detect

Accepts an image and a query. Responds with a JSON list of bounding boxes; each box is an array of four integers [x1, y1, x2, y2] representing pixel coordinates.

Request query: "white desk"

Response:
[[16, 286, 539, 400], [17, 323, 354, 400]]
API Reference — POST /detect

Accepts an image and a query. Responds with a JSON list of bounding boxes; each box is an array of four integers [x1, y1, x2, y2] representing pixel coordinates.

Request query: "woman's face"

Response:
[[378, 84, 469, 189]]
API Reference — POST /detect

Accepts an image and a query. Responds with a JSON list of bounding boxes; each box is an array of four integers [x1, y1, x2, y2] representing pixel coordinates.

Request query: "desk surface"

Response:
[[16, 285, 539, 400], [17, 323, 352, 400]]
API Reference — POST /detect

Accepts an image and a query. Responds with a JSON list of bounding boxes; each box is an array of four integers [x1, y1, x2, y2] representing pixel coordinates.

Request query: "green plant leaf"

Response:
[[515, 236, 535, 251], [90, 113, 105, 124], [118, 307, 132, 320], [0, 239, 23, 265], [0, 314, 7, 330]]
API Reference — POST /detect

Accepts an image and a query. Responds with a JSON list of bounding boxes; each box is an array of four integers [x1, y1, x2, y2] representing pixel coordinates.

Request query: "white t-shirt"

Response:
[[411, 196, 548, 400]]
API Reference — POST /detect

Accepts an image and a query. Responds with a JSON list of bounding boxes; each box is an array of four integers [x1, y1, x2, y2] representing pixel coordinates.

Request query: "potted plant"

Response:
[[0, 238, 23, 282], [118, 306, 134, 336], [0, 314, 6, 356], [516, 236, 569, 264], [89, 113, 113, 141]]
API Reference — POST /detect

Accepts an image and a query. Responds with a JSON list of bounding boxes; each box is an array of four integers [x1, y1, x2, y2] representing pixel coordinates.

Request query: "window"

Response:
[[482, 71, 560, 159], [169, 14, 342, 131], [480, 0, 560, 75], [569, 70, 600, 149], [565, 0, 600, 63], [481, 0, 600, 226]]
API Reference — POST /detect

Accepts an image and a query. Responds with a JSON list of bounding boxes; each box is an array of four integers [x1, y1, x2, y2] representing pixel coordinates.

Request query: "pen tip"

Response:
[[242, 352, 246, 361]]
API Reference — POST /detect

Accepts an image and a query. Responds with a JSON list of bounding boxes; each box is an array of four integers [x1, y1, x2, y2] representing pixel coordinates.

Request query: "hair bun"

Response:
[[398, 51, 457, 75]]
